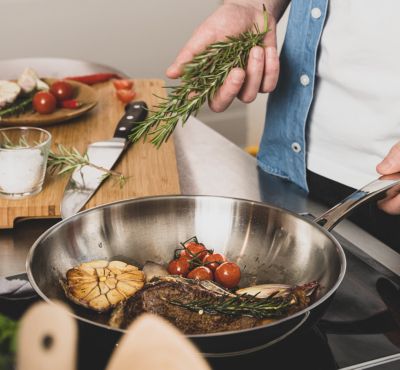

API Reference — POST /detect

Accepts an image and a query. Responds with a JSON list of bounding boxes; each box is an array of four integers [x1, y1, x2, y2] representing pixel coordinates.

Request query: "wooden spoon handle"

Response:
[[17, 301, 77, 370], [106, 313, 211, 370]]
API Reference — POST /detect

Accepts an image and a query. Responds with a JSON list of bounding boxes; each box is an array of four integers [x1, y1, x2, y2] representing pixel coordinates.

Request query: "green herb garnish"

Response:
[[169, 290, 301, 319], [0, 95, 34, 119], [47, 144, 128, 188]]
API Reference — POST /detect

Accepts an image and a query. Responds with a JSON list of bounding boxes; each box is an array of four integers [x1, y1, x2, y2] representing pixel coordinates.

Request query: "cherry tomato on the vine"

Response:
[[50, 81, 74, 101], [32, 91, 57, 114], [200, 251, 212, 263], [167, 257, 190, 276], [184, 242, 208, 260], [178, 248, 190, 259], [215, 262, 241, 289], [203, 253, 226, 271], [187, 266, 213, 281]]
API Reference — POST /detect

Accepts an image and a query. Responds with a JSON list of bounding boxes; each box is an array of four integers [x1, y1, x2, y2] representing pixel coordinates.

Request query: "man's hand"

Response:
[[376, 142, 400, 214], [166, 2, 281, 112]]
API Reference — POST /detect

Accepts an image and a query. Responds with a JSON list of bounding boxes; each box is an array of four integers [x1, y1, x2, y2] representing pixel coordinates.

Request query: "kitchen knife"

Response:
[[60, 101, 148, 219]]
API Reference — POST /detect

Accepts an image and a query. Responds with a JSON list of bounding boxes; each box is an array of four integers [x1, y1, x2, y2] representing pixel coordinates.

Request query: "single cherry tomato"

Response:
[[116, 88, 136, 103], [200, 251, 212, 264], [187, 266, 213, 281], [32, 91, 57, 114], [178, 248, 189, 258], [184, 242, 208, 260], [215, 262, 241, 289], [203, 253, 227, 271], [167, 257, 190, 276], [113, 79, 134, 90], [50, 81, 74, 101], [177, 249, 193, 266]]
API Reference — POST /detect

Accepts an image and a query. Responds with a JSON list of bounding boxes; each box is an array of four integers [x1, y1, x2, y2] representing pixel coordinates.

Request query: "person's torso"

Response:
[[307, 0, 400, 188]]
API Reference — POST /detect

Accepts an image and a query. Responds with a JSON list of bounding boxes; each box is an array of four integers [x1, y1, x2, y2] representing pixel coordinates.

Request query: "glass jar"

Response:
[[0, 127, 51, 198]]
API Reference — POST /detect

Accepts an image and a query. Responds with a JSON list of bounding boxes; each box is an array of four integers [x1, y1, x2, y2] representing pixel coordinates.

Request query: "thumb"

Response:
[[376, 142, 400, 175]]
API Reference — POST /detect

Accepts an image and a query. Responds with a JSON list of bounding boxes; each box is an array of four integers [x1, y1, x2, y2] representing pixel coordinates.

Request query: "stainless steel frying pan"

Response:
[[26, 174, 400, 356]]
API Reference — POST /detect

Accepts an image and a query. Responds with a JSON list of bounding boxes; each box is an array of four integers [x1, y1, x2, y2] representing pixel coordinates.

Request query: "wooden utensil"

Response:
[[17, 303, 210, 370], [17, 301, 77, 370], [106, 314, 210, 370]]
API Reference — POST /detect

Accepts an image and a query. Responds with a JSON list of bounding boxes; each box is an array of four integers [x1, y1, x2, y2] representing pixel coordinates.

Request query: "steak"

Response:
[[109, 276, 263, 334]]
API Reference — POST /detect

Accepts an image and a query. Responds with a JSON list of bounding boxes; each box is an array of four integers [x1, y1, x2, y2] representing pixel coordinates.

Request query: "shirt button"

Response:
[[291, 142, 302, 153], [300, 74, 310, 86], [311, 7, 322, 19]]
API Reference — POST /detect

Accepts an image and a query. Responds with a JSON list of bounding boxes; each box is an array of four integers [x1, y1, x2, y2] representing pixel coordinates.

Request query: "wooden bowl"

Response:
[[0, 78, 98, 126]]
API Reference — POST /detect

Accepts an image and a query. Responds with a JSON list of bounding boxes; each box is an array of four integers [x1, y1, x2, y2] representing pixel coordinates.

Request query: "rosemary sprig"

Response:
[[0, 94, 34, 119], [169, 290, 300, 319], [47, 144, 128, 188], [130, 7, 269, 147]]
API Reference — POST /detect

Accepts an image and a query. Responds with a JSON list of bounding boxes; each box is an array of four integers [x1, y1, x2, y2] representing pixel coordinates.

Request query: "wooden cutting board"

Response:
[[0, 79, 181, 229]]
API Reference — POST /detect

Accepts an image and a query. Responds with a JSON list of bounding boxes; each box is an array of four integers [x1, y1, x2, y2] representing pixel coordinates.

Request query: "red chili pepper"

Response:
[[60, 99, 82, 109], [64, 73, 121, 85]]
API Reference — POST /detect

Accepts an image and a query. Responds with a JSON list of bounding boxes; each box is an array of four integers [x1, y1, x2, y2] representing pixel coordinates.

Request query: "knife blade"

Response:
[[60, 101, 148, 219]]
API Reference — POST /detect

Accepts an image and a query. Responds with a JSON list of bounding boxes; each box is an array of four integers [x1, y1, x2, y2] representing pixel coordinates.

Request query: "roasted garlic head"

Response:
[[63, 260, 145, 312]]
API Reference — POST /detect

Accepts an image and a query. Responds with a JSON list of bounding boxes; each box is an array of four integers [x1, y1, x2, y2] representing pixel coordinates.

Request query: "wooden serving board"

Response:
[[0, 79, 181, 229]]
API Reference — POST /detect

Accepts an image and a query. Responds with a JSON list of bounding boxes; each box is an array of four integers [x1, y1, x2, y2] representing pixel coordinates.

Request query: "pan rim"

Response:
[[26, 194, 347, 341]]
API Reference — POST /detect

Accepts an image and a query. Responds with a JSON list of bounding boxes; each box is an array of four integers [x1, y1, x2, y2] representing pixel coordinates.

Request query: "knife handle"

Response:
[[113, 101, 148, 140]]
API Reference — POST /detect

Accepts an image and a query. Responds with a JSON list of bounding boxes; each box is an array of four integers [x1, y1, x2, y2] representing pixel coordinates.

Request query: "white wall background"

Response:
[[1, 0, 288, 148], [1, 0, 219, 77]]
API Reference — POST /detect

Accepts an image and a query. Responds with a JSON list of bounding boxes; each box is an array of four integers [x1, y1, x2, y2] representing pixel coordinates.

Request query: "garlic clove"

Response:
[[236, 284, 291, 298]]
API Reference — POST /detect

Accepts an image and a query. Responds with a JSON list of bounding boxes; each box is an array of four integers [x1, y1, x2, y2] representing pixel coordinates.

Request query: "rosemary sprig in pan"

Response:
[[169, 290, 301, 319], [47, 144, 128, 188], [130, 6, 269, 147]]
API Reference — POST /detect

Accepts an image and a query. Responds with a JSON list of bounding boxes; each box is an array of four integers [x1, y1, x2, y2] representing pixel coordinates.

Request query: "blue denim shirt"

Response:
[[257, 0, 329, 192]]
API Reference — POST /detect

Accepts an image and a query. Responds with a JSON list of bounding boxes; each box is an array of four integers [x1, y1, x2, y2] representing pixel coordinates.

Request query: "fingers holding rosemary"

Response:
[[237, 46, 265, 104], [130, 6, 272, 147], [166, 3, 257, 79], [260, 46, 280, 93], [210, 44, 279, 110], [209, 68, 245, 113]]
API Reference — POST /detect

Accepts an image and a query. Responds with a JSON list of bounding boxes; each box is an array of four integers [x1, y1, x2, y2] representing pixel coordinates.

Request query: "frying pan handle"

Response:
[[314, 174, 400, 231]]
